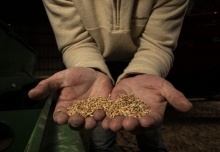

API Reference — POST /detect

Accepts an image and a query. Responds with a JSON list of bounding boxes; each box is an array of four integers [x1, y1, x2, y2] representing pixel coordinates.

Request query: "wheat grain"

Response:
[[67, 94, 150, 118]]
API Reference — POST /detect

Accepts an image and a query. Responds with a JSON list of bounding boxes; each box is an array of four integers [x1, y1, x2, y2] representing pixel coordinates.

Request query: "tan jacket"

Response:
[[43, 0, 189, 83]]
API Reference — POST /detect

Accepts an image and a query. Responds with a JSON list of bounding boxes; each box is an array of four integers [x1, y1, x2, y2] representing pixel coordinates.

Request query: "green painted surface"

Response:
[[39, 118, 85, 152], [0, 20, 36, 77], [25, 94, 53, 152], [0, 109, 42, 152], [25, 94, 85, 152], [0, 20, 36, 94]]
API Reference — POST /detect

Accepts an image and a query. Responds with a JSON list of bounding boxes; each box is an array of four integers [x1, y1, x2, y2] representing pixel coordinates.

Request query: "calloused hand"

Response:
[[102, 74, 192, 134], [28, 67, 113, 130]]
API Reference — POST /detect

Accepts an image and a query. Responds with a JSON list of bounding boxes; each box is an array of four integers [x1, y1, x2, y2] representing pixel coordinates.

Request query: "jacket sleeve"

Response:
[[42, 0, 113, 82], [117, 0, 189, 83]]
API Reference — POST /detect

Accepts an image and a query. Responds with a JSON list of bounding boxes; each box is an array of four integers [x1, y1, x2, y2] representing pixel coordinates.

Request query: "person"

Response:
[[28, 0, 193, 151]]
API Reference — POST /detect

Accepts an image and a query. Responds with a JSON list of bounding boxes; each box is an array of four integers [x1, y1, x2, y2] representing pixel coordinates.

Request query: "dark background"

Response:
[[0, 0, 65, 77]]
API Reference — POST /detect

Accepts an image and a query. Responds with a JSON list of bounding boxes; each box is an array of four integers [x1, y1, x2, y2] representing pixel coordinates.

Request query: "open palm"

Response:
[[28, 67, 113, 130], [102, 74, 192, 134]]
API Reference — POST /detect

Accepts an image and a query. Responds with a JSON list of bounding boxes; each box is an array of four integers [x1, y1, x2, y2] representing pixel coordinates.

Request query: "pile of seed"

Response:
[[67, 94, 150, 118]]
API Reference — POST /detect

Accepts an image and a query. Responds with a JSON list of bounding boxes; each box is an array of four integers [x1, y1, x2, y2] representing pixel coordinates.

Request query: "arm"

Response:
[[42, 0, 113, 82], [103, 0, 192, 133], [29, 1, 114, 130], [117, 0, 189, 82]]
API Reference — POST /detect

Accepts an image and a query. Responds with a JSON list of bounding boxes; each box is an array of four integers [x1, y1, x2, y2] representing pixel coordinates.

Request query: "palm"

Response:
[[102, 74, 192, 134], [28, 67, 113, 130]]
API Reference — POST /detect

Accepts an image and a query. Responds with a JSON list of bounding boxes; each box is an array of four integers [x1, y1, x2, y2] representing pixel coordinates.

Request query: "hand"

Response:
[[102, 74, 192, 134], [28, 67, 113, 130]]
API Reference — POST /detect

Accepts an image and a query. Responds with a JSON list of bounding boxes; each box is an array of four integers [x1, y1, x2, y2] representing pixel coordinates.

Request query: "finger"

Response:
[[68, 113, 85, 128], [84, 117, 97, 130], [122, 116, 140, 131], [109, 116, 125, 132], [93, 110, 106, 121], [28, 74, 62, 100], [102, 117, 112, 130], [161, 82, 193, 112], [53, 106, 69, 124], [120, 115, 146, 134], [139, 113, 163, 129], [123, 116, 146, 135]]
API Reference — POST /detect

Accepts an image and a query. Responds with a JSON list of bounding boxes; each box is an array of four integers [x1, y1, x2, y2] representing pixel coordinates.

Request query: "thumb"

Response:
[[110, 89, 129, 100], [161, 82, 193, 112], [28, 74, 62, 100]]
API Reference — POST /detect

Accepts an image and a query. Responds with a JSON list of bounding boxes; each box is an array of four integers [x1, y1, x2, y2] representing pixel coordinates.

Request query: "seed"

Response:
[[67, 94, 150, 118]]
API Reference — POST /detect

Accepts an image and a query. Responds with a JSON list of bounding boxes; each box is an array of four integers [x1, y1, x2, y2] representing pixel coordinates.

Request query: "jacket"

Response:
[[42, 0, 189, 83]]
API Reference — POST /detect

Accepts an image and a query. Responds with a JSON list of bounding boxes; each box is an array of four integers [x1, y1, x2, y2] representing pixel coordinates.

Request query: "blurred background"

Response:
[[0, 0, 65, 77]]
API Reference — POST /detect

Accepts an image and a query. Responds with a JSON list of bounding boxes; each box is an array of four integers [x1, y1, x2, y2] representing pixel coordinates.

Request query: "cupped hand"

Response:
[[28, 67, 113, 130], [102, 74, 192, 134]]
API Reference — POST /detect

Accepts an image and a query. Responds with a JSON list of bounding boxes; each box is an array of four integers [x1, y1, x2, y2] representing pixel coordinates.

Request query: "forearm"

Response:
[[116, 0, 189, 83], [42, 0, 114, 83], [63, 44, 113, 83]]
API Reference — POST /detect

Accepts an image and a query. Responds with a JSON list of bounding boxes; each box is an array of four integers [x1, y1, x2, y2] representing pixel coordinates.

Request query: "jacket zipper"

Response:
[[113, 0, 120, 28], [116, 0, 120, 26]]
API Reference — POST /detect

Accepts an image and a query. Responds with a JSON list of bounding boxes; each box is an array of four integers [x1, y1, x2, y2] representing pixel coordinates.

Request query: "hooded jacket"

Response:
[[42, 0, 189, 83]]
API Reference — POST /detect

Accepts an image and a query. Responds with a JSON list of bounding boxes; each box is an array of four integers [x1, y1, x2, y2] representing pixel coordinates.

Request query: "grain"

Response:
[[67, 94, 150, 118]]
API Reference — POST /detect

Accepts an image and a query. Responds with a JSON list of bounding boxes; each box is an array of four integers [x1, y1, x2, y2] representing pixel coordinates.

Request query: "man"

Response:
[[29, 0, 192, 151]]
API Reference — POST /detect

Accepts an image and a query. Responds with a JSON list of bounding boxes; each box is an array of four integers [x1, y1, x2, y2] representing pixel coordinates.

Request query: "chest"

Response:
[[72, 0, 155, 31]]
